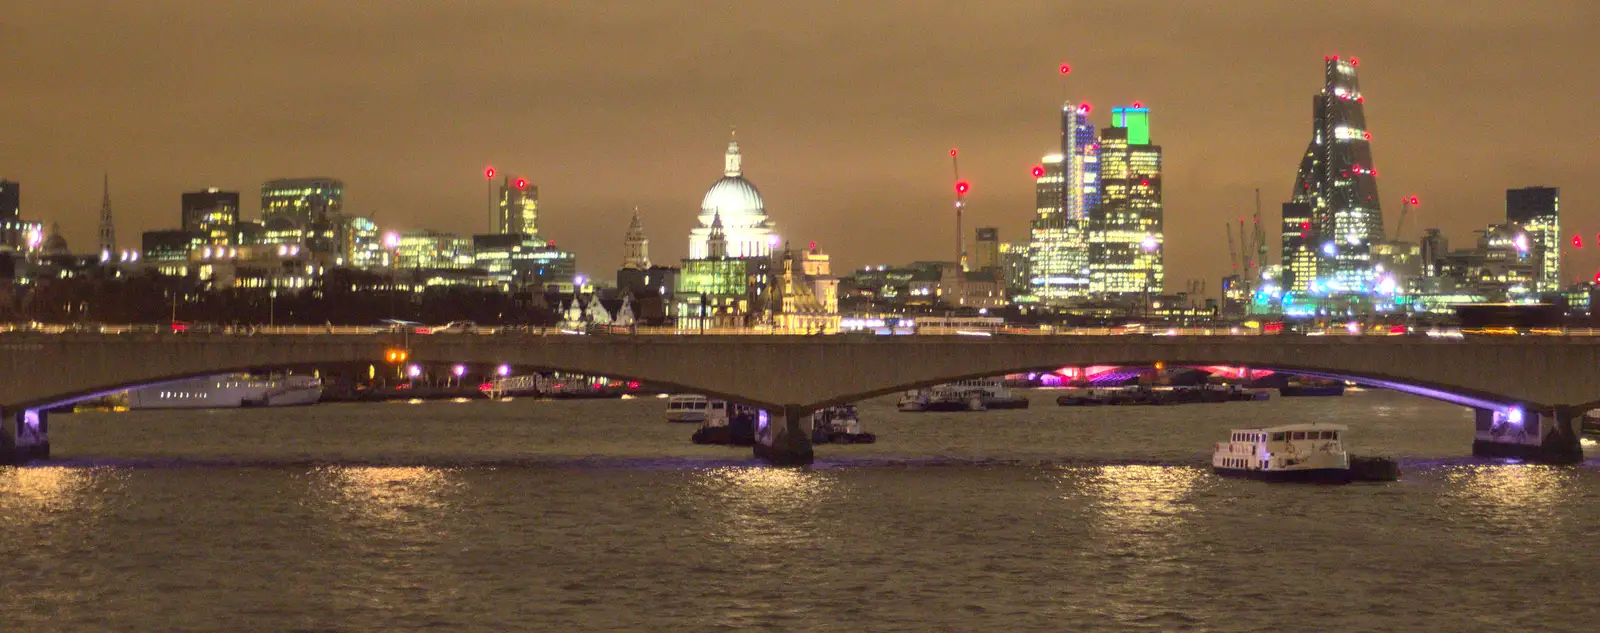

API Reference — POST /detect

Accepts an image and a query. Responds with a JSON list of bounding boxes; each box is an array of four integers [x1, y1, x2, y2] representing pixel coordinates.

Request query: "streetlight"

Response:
[[452, 364, 466, 388]]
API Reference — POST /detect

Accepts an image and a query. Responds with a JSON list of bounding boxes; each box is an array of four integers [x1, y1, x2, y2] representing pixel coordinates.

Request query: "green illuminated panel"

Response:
[[1114, 107, 1151, 145]]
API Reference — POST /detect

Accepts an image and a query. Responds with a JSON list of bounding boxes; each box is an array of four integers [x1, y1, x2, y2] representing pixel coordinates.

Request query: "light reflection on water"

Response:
[[0, 466, 105, 518], [688, 466, 838, 548], [317, 465, 459, 524], [1082, 465, 1208, 535], [1441, 464, 1577, 534]]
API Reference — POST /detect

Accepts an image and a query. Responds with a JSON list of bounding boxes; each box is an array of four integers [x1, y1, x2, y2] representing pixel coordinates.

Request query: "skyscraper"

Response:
[[1291, 56, 1385, 294], [1505, 186, 1560, 292], [498, 177, 539, 236], [1027, 100, 1098, 302], [1089, 105, 1163, 300], [181, 188, 241, 245], [1280, 202, 1314, 292]]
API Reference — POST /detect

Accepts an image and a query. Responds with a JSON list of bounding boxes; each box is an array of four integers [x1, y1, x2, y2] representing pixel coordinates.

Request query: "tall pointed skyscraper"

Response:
[[1293, 56, 1384, 294], [98, 172, 115, 256], [622, 209, 651, 270]]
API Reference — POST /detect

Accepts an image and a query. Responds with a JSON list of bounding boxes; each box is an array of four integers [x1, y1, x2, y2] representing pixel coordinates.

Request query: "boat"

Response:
[[810, 405, 876, 444], [691, 404, 761, 446], [1212, 423, 1398, 483], [666, 394, 725, 423], [897, 377, 1028, 412], [125, 374, 321, 410], [1279, 380, 1347, 397]]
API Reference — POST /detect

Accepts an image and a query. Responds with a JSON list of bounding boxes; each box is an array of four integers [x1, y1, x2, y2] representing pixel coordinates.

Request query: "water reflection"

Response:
[[0, 466, 103, 513], [1442, 464, 1576, 531], [319, 466, 458, 523], [1082, 465, 1207, 535], [688, 467, 837, 548]]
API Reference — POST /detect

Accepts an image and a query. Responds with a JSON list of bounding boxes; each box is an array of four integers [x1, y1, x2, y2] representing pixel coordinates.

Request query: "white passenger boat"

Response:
[[1213, 423, 1354, 483], [896, 377, 1028, 412], [665, 394, 729, 424], [126, 374, 322, 410]]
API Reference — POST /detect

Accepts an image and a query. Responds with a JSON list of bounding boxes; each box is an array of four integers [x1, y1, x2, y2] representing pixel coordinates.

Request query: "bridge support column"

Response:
[[1472, 406, 1582, 464], [753, 404, 814, 466], [0, 407, 49, 465]]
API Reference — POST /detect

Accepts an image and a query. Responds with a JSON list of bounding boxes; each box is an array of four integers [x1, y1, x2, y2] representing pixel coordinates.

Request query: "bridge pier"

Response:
[[0, 407, 49, 465], [1472, 406, 1583, 464], [753, 404, 814, 466]]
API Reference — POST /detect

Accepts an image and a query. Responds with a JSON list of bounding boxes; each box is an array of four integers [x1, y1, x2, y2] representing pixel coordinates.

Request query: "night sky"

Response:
[[2, 1, 1595, 291]]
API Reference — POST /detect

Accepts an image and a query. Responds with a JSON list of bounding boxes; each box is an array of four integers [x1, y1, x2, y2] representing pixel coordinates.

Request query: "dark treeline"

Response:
[[0, 269, 562, 326]]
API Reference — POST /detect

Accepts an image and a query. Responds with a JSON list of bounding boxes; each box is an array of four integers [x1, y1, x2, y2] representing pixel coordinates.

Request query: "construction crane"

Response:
[[1252, 189, 1268, 283], [951, 148, 969, 272], [1226, 223, 1239, 273], [1391, 195, 1419, 241]]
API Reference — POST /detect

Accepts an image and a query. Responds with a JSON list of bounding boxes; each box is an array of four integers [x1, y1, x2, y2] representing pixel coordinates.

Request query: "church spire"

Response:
[[623, 207, 651, 270], [723, 127, 742, 177], [707, 209, 727, 258], [98, 171, 115, 256]]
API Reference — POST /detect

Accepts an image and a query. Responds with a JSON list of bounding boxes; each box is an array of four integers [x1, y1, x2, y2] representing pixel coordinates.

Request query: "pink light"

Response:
[[452, 364, 465, 377], [407, 365, 421, 378], [1059, 63, 1071, 75], [382, 232, 400, 249], [1131, 101, 1143, 108], [1346, 321, 1361, 335], [1409, 196, 1419, 205], [515, 178, 527, 190], [1573, 235, 1583, 249], [766, 234, 780, 247], [950, 148, 958, 157], [1350, 57, 1359, 66], [955, 180, 970, 195], [497, 364, 511, 376], [1031, 165, 1045, 178], [1078, 103, 1092, 114]]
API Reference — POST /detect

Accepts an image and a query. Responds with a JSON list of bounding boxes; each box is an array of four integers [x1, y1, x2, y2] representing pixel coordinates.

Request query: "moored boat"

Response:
[[691, 404, 761, 446], [811, 405, 875, 444], [666, 394, 726, 423], [1212, 423, 1398, 483], [126, 374, 321, 410], [897, 377, 1027, 412]]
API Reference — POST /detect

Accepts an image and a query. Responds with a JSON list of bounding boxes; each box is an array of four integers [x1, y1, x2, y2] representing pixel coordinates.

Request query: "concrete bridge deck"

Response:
[[3, 333, 1596, 464]]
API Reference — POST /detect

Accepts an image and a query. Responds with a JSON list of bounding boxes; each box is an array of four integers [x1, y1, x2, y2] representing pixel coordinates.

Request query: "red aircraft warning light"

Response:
[[955, 181, 970, 195], [1031, 165, 1045, 178], [1131, 101, 1143, 108], [1078, 103, 1092, 114], [484, 167, 496, 179], [949, 148, 958, 157], [1573, 235, 1584, 248], [1408, 196, 1419, 205], [1059, 63, 1071, 75], [515, 178, 527, 190]]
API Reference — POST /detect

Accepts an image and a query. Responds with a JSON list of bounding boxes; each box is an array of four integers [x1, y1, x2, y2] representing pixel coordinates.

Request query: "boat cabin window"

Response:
[[1271, 432, 1285, 441], [711, 402, 725, 410], [1292, 431, 1306, 440]]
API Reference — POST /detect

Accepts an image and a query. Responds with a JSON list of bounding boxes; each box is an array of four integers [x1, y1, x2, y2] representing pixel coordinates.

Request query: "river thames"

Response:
[[3, 389, 1598, 631]]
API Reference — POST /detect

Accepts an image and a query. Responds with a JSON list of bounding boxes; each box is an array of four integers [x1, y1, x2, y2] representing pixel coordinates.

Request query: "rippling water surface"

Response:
[[4, 390, 1600, 631]]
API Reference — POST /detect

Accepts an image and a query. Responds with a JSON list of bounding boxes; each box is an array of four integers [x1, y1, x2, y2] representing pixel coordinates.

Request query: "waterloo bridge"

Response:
[[2, 332, 1597, 465]]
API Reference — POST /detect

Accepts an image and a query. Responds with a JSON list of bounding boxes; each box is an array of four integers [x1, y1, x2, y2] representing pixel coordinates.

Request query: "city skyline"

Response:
[[1, 2, 1595, 288]]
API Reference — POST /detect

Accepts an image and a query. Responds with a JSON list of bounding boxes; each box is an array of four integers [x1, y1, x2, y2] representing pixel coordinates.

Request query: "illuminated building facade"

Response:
[[1280, 202, 1315, 292], [340, 216, 385, 269], [181, 189, 240, 245], [1291, 57, 1385, 295], [689, 134, 776, 259], [472, 233, 575, 287], [1028, 101, 1098, 303], [622, 210, 650, 270], [261, 178, 343, 230], [1089, 107, 1163, 300], [1505, 187, 1560, 292], [498, 177, 539, 236], [999, 242, 1030, 297], [397, 230, 473, 270], [142, 230, 206, 263]]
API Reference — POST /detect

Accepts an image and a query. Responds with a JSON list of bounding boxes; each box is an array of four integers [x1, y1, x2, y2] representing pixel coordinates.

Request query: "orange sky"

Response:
[[1, 1, 1596, 292]]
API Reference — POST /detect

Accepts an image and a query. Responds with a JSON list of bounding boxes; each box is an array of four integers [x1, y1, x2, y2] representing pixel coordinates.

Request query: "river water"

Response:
[[3, 389, 1599, 631]]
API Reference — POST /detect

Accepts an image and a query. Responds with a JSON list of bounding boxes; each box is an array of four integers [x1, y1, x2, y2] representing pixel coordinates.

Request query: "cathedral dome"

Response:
[[699, 176, 765, 227], [688, 133, 776, 260]]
